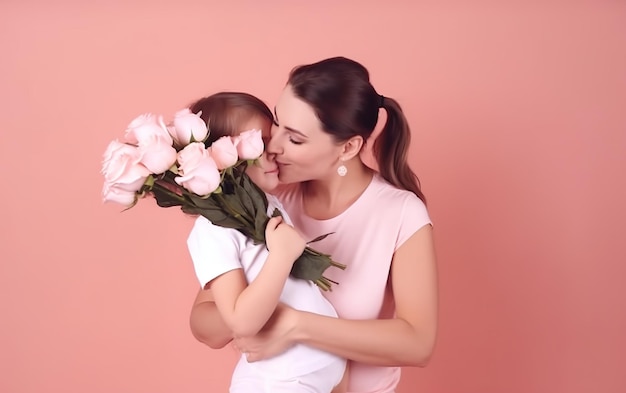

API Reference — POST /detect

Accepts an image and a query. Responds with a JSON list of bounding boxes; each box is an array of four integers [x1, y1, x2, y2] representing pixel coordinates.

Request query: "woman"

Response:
[[190, 57, 438, 393]]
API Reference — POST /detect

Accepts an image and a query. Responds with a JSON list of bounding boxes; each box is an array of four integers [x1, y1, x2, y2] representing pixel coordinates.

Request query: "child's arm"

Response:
[[209, 216, 305, 337]]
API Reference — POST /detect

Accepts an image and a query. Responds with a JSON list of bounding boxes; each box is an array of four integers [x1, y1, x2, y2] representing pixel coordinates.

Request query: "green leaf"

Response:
[[232, 180, 257, 221], [290, 247, 346, 291], [241, 173, 268, 215], [152, 187, 183, 208], [188, 194, 221, 210], [308, 232, 335, 244], [219, 192, 253, 225], [205, 213, 249, 231], [232, 173, 274, 245], [186, 194, 248, 230], [247, 188, 271, 236]]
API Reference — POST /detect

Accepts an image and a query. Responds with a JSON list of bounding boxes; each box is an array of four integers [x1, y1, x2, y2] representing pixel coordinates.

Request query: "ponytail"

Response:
[[373, 97, 426, 204]]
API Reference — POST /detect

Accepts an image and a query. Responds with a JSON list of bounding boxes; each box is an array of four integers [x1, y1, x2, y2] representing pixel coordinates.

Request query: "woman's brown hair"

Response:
[[287, 57, 426, 203]]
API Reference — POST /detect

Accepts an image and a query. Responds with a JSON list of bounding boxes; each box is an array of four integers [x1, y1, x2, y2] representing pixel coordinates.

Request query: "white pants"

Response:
[[229, 357, 346, 393]]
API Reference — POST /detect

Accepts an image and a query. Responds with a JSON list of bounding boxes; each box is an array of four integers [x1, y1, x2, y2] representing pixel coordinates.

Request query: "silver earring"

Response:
[[337, 164, 347, 177]]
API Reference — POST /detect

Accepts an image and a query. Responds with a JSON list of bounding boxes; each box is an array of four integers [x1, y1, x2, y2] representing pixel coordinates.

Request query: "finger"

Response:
[[266, 216, 283, 231]]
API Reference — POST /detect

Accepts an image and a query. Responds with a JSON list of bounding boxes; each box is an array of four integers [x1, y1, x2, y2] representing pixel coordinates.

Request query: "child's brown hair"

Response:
[[189, 92, 273, 148]]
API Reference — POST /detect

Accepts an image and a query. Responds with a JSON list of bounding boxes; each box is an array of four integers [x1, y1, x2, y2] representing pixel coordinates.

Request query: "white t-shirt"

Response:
[[187, 194, 343, 378]]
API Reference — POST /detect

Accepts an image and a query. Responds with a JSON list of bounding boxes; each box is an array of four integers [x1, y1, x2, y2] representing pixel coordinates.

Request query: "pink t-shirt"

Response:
[[277, 174, 432, 393]]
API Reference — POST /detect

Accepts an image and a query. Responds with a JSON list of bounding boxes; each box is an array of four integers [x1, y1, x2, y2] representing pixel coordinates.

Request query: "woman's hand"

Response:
[[233, 303, 299, 362]]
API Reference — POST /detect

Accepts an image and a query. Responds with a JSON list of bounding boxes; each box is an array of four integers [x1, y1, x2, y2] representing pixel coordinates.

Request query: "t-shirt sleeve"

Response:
[[396, 194, 432, 250], [187, 216, 242, 288]]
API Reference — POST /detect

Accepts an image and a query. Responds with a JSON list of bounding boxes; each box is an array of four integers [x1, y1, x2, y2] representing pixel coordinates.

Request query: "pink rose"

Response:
[[101, 141, 151, 208], [233, 129, 264, 160], [170, 108, 208, 147], [102, 183, 138, 207], [137, 134, 178, 174], [101, 140, 151, 193], [209, 136, 238, 169], [175, 142, 220, 196], [125, 114, 173, 146]]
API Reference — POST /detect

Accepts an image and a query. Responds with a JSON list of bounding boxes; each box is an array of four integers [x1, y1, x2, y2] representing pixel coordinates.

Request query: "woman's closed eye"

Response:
[[289, 135, 304, 145], [272, 114, 305, 145]]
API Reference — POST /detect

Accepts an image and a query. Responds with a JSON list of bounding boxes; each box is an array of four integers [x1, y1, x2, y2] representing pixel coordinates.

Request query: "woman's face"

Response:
[[242, 116, 280, 193], [267, 85, 343, 184]]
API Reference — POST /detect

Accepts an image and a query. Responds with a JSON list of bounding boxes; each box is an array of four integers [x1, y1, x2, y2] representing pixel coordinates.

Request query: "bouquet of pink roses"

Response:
[[101, 109, 345, 290]]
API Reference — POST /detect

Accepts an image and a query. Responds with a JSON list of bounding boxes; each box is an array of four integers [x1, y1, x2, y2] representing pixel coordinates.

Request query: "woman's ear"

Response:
[[339, 135, 364, 161]]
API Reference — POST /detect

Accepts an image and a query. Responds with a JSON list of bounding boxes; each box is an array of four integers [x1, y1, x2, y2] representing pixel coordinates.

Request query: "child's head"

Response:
[[189, 92, 279, 193]]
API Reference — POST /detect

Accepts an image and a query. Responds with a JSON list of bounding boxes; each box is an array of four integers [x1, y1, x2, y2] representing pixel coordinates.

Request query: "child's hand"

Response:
[[265, 216, 306, 263]]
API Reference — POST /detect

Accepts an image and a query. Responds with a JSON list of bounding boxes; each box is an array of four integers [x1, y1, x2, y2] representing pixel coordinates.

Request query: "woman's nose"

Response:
[[267, 129, 282, 155]]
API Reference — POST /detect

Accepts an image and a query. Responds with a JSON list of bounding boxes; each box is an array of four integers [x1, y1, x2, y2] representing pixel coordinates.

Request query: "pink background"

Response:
[[1, 1, 625, 392]]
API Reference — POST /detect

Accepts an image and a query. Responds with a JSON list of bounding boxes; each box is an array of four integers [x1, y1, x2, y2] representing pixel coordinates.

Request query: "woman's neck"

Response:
[[301, 162, 374, 220]]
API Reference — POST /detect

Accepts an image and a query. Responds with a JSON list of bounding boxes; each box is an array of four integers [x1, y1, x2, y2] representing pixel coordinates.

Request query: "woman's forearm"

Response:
[[189, 291, 233, 349], [294, 312, 436, 367], [240, 227, 438, 367]]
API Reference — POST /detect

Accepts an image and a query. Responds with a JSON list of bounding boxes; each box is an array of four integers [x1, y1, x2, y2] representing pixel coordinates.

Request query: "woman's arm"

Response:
[[240, 225, 438, 367], [189, 288, 232, 349]]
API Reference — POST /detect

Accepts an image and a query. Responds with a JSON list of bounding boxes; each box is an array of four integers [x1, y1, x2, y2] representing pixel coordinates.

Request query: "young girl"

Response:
[[185, 92, 347, 393]]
